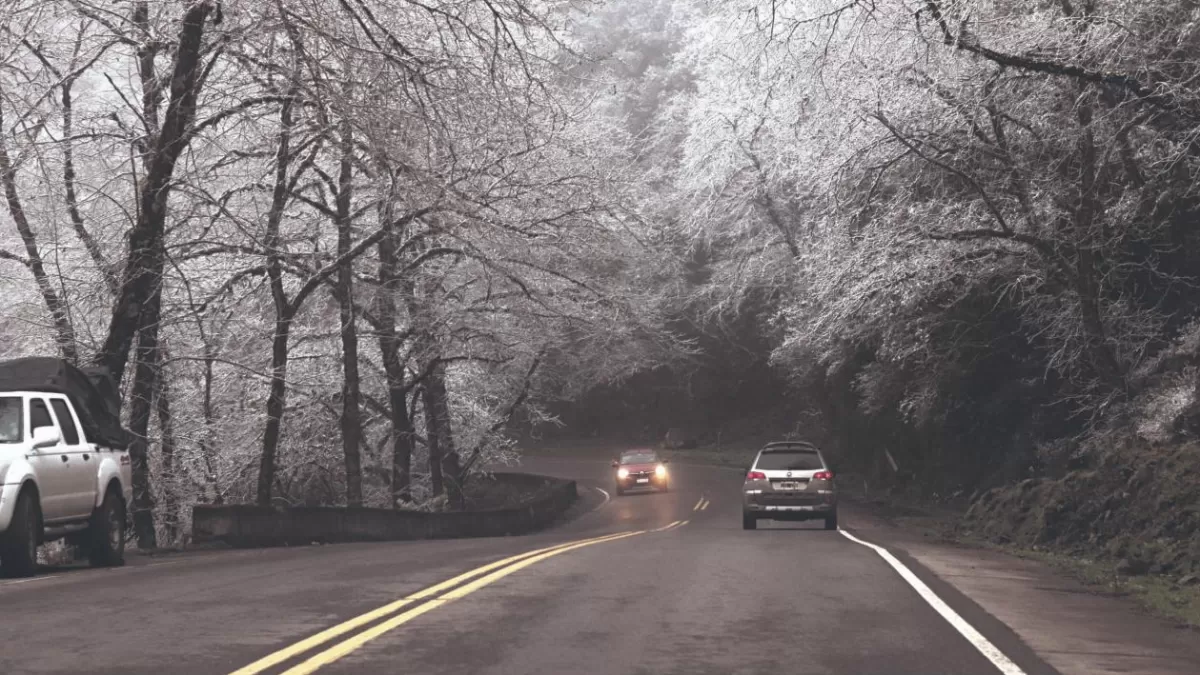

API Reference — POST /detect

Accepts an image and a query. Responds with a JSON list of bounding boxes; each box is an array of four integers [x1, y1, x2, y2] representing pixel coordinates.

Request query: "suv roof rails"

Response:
[[762, 440, 817, 450]]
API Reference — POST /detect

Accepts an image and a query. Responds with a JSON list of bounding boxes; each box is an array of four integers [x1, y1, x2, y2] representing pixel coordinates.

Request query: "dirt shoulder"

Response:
[[844, 496, 1200, 675]]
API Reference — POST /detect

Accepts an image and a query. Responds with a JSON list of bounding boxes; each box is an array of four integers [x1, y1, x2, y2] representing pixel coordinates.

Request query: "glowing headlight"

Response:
[[655, 464, 667, 477], [617, 468, 629, 479]]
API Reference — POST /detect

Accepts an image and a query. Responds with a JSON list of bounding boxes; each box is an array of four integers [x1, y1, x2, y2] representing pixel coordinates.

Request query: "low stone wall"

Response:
[[191, 473, 577, 548]]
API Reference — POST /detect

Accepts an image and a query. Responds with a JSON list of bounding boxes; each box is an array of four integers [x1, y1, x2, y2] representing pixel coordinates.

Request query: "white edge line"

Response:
[[838, 529, 1026, 675], [0, 575, 58, 587], [593, 486, 610, 507]]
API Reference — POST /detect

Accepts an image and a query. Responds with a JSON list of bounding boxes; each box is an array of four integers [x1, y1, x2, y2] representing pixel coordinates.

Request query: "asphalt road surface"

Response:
[[0, 457, 1059, 675]]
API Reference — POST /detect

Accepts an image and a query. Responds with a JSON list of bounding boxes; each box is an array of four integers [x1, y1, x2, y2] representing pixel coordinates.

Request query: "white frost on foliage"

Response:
[[1135, 375, 1193, 443]]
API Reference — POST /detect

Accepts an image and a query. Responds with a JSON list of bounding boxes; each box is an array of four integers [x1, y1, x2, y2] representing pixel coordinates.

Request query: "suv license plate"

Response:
[[777, 482, 800, 490], [636, 478, 649, 484]]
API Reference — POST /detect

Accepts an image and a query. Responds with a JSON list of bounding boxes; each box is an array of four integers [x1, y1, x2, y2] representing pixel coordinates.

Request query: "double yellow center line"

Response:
[[230, 527, 679, 675]]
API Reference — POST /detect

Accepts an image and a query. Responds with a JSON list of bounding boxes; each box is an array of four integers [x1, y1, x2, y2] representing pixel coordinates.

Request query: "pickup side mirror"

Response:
[[661, 459, 670, 465], [31, 426, 61, 449], [610, 460, 619, 468]]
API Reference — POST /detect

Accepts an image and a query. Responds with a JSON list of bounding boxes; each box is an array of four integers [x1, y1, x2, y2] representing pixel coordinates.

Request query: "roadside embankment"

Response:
[[962, 436, 1200, 579]]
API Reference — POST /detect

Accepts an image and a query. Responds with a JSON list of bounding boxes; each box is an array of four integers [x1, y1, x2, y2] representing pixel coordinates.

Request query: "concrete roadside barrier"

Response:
[[191, 473, 577, 548]]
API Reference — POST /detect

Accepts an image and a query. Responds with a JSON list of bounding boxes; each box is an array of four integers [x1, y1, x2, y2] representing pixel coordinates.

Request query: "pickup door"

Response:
[[47, 396, 97, 520], [27, 397, 76, 523]]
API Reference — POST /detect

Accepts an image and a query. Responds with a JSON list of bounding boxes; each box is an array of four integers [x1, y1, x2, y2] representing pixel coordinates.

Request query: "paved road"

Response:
[[0, 458, 1057, 675]]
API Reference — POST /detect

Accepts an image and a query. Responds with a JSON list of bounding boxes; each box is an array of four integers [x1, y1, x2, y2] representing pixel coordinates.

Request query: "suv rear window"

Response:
[[0, 397, 22, 443], [756, 450, 824, 471]]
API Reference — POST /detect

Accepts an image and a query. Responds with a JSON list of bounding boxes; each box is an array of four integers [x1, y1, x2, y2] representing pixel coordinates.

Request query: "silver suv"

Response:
[[741, 441, 837, 530]]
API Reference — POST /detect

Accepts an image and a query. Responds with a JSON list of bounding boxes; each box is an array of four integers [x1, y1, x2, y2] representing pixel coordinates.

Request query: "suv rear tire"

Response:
[[0, 488, 40, 578], [742, 513, 757, 530], [824, 511, 838, 531], [87, 488, 126, 568]]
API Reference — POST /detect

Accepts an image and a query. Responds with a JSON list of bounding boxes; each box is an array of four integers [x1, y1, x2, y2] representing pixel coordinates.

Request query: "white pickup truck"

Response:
[[0, 390, 132, 577]]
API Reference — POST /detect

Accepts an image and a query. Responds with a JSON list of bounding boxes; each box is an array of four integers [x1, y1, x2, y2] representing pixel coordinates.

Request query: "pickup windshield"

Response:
[[0, 397, 22, 443]]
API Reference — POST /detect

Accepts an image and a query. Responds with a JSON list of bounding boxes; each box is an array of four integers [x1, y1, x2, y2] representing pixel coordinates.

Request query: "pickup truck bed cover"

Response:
[[0, 357, 131, 449]]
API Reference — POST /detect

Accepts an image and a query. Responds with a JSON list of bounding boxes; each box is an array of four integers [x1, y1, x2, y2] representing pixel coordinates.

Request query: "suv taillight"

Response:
[[813, 471, 834, 481], [746, 471, 766, 480]]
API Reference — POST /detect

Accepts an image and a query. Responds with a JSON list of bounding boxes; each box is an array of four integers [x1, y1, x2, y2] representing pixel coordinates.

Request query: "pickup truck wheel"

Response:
[[87, 489, 126, 568], [0, 489, 40, 578]]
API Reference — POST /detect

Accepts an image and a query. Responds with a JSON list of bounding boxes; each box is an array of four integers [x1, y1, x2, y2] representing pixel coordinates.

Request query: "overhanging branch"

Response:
[[920, 0, 1191, 117]]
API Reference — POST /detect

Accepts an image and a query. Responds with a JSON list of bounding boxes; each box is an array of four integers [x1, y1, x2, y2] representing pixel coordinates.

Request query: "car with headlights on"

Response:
[[611, 449, 670, 496], [741, 441, 837, 530]]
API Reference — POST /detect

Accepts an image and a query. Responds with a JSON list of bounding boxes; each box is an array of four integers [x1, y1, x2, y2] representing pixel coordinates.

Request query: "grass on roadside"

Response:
[[843, 490, 1200, 631], [997, 545, 1200, 630]]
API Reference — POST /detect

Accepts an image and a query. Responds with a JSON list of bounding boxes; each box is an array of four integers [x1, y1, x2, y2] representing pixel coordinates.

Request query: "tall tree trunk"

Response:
[[423, 362, 460, 502], [376, 225, 414, 505], [1072, 95, 1125, 394], [0, 88, 78, 363], [333, 119, 363, 507], [388, 379, 414, 506], [423, 382, 444, 497], [200, 340, 220, 504], [1075, 250, 1124, 391], [256, 95, 296, 507], [155, 346, 179, 543], [257, 316, 291, 506], [127, 284, 163, 549], [398, 232, 456, 500], [95, 1, 216, 383]]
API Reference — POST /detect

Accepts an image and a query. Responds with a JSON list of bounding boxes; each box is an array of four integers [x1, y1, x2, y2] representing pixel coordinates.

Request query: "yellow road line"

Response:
[[692, 496, 704, 510], [700, 500, 709, 511], [230, 532, 630, 675], [280, 530, 647, 675], [654, 520, 682, 531]]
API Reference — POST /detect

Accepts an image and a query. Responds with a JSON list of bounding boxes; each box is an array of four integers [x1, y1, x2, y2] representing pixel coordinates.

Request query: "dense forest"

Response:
[[1, 0, 1197, 568]]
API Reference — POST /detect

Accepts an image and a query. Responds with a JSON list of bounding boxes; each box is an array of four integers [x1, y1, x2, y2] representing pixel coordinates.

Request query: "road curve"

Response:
[[0, 457, 1057, 675]]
